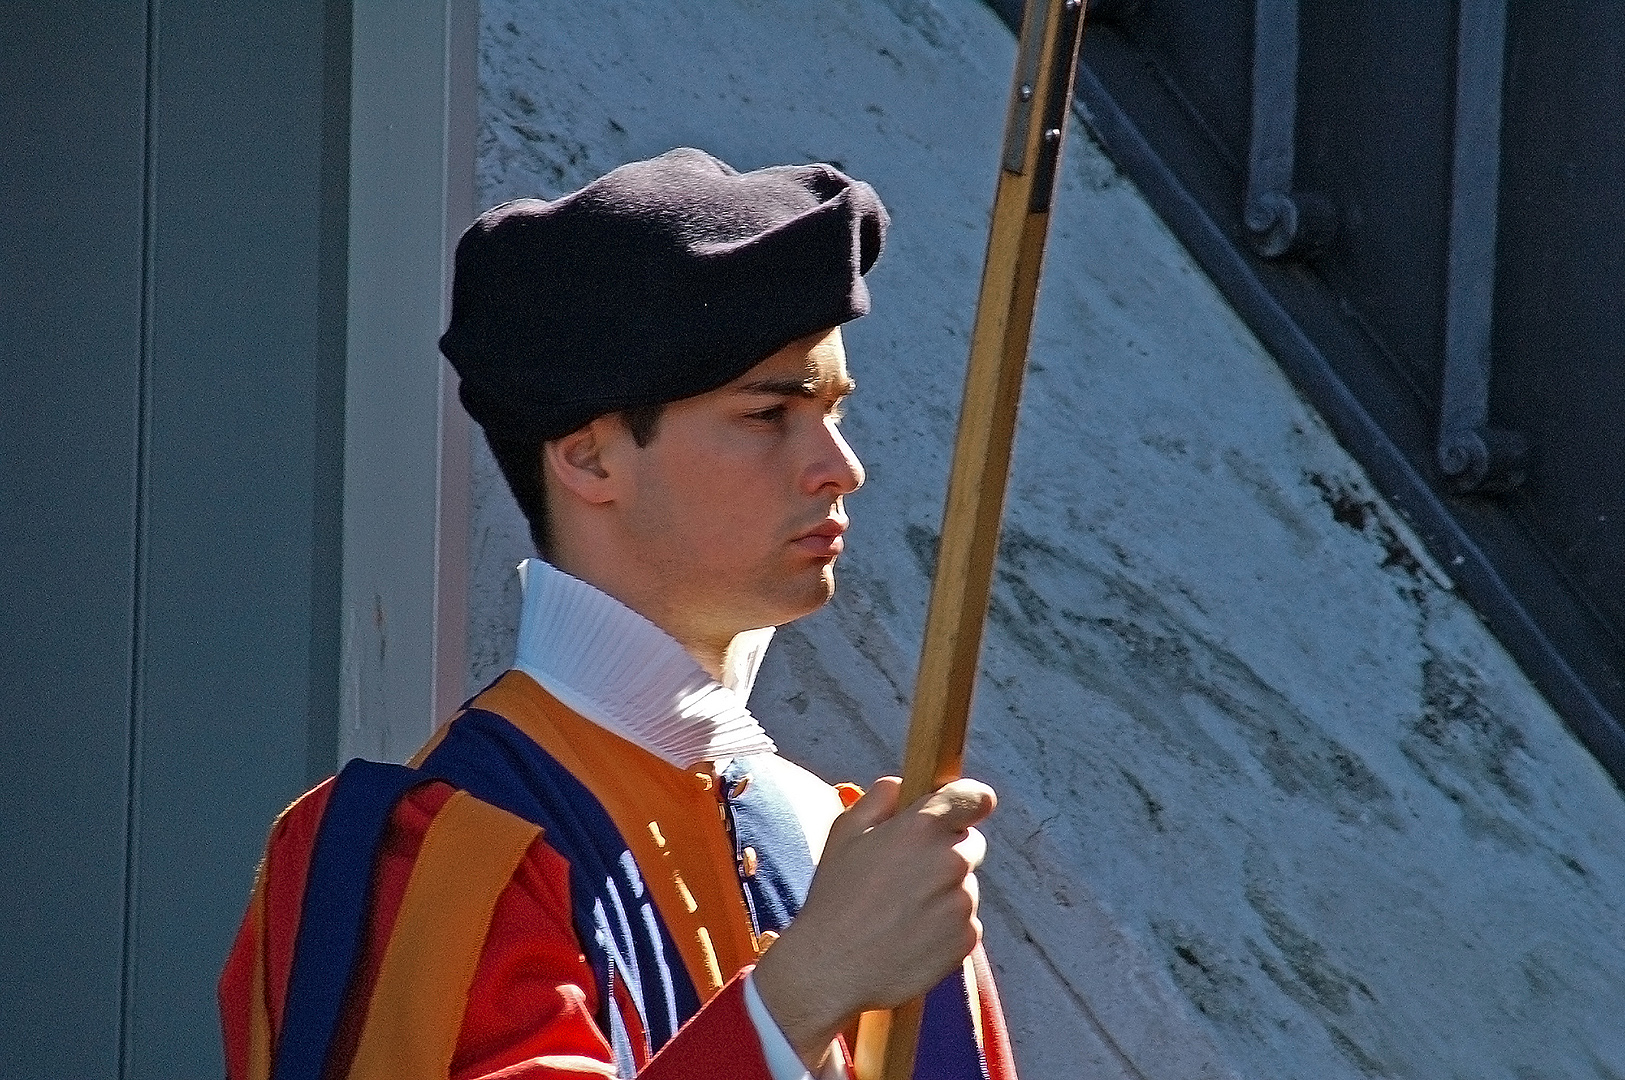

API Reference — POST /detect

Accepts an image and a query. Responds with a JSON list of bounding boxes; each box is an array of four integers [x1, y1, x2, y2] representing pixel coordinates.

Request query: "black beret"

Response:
[[439, 147, 889, 443]]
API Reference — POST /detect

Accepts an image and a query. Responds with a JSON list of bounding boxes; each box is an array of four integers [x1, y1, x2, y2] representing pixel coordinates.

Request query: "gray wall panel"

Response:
[[0, 7, 148, 1079], [123, 2, 343, 1076], [340, 0, 476, 765], [4, 3, 350, 1077]]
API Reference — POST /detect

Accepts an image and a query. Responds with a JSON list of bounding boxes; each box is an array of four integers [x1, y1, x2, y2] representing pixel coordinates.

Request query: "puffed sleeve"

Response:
[[222, 781, 783, 1080]]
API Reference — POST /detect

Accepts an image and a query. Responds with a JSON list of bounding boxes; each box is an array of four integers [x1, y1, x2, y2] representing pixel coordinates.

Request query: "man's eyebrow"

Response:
[[734, 374, 857, 398]]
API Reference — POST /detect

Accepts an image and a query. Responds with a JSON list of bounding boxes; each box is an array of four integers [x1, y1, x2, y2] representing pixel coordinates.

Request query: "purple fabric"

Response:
[[915, 969, 992, 1080]]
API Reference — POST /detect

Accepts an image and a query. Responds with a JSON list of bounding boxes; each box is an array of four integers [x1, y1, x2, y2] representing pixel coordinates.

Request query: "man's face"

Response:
[[618, 327, 864, 648]]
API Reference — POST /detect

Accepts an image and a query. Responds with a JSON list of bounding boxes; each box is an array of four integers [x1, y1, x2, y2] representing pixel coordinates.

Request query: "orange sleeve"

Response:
[[220, 779, 337, 1080], [219, 884, 261, 1080]]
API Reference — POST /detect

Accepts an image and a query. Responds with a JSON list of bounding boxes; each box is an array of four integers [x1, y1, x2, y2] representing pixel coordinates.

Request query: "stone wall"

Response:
[[465, 2, 1625, 1076]]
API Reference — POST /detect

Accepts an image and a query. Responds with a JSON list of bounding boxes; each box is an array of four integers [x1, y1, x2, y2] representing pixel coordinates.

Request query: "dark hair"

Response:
[[485, 403, 665, 559]]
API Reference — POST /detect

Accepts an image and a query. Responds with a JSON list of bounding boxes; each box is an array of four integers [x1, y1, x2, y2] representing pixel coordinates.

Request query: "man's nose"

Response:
[[807, 418, 865, 495]]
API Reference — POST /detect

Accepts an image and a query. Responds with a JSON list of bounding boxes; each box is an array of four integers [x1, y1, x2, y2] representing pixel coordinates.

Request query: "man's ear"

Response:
[[543, 417, 624, 506]]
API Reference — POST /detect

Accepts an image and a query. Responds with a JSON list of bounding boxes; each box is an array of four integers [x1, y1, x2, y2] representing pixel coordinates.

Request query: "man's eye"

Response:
[[748, 404, 788, 423]]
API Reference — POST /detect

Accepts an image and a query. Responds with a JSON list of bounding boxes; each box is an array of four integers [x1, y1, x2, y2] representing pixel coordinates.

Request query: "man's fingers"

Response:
[[829, 775, 902, 842], [954, 825, 987, 873], [921, 778, 996, 832]]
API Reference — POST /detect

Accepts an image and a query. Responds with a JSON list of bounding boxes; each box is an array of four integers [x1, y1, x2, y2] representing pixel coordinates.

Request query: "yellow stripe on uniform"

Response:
[[475, 672, 760, 1001], [347, 790, 540, 1080]]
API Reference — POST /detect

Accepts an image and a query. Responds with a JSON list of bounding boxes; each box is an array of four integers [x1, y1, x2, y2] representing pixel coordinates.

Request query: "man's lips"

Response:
[[791, 518, 848, 557]]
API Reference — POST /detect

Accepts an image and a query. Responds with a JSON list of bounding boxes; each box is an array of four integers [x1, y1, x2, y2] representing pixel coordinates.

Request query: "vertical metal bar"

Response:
[[1244, 0, 1296, 256], [1245, 0, 1297, 238], [1244, 0, 1332, 259], [1438, 0, 1525, 493]]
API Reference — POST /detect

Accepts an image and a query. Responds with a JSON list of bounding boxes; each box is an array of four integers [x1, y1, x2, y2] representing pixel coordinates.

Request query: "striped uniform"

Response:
[[220, 671, 1016, 1080]]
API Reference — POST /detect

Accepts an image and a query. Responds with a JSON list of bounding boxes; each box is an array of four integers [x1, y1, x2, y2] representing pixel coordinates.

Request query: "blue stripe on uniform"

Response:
[[722, 756, 814, 935], [420, 709, 702, 1069], [916, 969, 993, 1080], [272, 759, 426, 1080], [725, 757, 988, 1079]]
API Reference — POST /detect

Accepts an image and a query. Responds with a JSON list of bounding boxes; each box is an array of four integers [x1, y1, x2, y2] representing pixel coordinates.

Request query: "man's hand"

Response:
[[751, 776, 996, 1069]]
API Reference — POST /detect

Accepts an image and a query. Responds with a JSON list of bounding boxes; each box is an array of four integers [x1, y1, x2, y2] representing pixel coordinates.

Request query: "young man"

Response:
[[221, 148, 1015, 1080]]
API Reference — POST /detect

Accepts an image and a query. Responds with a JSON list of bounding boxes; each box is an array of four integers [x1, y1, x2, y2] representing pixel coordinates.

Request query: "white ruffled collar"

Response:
[[511, 558, 778, 769]]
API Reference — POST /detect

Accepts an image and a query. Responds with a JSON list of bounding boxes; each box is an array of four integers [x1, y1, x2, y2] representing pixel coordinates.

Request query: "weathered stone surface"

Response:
[[469, 2, 1625, 1077]]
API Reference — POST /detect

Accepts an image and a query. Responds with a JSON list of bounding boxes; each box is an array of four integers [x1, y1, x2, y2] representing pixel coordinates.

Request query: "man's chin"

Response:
[[765, 564, 839, 627], [814, 563, 839, 606]]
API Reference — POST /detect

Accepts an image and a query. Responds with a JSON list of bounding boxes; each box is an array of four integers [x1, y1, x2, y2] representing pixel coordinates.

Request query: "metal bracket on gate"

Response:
[[1244, 0, 1334, 259], [1438, 0, 1526, 494]]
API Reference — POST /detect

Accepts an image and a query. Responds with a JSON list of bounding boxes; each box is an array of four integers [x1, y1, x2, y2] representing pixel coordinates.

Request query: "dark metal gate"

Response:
[[986, 0, 1625, 781]]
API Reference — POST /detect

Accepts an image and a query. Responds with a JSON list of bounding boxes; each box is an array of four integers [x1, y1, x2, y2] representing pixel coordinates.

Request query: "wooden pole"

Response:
[[852, 1, 1087, 1077]]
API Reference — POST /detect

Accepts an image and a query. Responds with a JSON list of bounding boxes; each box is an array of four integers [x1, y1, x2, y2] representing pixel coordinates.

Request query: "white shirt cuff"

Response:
[[742, 971, 848, 1080]]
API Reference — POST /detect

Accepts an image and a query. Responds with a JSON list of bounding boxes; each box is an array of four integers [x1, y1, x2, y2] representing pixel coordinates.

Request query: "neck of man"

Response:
[[547, 544, 734, 681]]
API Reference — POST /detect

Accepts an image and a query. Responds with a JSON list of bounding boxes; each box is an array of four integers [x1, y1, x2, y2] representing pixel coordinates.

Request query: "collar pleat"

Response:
[[511, 559, 778, 768]]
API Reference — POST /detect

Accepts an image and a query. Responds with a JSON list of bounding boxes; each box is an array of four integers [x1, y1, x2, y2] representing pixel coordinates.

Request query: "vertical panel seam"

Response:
[[119, 1, 159, 1076], [307, 0, 352, 785]]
